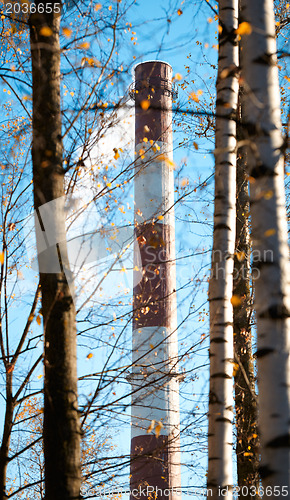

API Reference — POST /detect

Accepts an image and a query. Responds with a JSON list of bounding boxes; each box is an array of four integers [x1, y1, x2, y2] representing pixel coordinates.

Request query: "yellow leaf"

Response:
[[231, 295, 242, 307], [36, 315, 41, 326], [174, 73, 182, 81], [189, 91, 202, 103], [264, 190, 273, 200], [193, 142, 198, 150], [108, 5, 112, 10], [113, 148, 120, 160], [235, 251, 245, 262], [233, 362, 239, 377], [181, 178, 189, 187], [0, 252, 4, 265], [87, 353, 93, 359], [37, 374, 43, 379], [79, 42, 90, 50], [236, 22, 252, 36], [155, 421, 163, 438], [87, 58, 101, 67], [149, 343, 154, 349], [39, 27, 53, 37], [177, 9, 183, 15], [155, 154, 175, 168], [157, 215, 164, 220], [140, 100, 150, 110], [147, 420, 155, 433], [218, 25, 223, 33], [264, 228, 276, 237], [95, 3, 102, 11], [63, 27, 72, 37]]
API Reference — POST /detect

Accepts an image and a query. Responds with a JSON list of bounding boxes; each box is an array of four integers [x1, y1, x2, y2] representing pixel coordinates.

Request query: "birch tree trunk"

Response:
[[207, 1, 239, 498], [239, 0, 290, 490], [29, 4, 81, 499], [234, 112, 259, 497]]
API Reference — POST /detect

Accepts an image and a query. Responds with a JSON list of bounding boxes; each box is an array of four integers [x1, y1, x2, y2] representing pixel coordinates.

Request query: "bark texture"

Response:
[[240, 0, 290, 490], [0, 371, 14, 500], [29, 4, 81, 500], [207, 1, 239, 498], [233, 122, 259, 498]]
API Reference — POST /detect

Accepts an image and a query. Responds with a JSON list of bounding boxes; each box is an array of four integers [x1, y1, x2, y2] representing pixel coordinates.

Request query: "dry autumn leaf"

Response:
[[40, 26, 53, 37], [231, 295, 242, 307], [264, 190, 273, 200], [181, 178, 189, 187], [264, 228, 276, 237], [156, 154, 175, 168], [79, 42, 90, 50], [189, 90, 203, 102], [235, 251, 245, 262], [63, 27, 72, 37], [232, 362, 239, 377], [236, 22, 252, 35], [140, 100, 150, 110], [147, 420, 155, 433], [155, 421, 163, 438], [0, 252, 4, 265], [87, 353, 93, 359]]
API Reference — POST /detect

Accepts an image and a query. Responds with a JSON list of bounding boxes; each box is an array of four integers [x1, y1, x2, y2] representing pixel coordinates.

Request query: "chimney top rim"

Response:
[[134, 60, 172, 72]]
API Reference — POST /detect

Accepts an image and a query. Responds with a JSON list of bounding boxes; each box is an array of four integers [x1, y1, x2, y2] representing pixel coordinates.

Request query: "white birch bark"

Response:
[[207, 1, 239, 498], [239, 0, 290, 490]]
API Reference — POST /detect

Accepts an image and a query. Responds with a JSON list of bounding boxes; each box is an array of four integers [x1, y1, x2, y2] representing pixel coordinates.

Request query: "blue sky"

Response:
[[0, 1, 224, 497]]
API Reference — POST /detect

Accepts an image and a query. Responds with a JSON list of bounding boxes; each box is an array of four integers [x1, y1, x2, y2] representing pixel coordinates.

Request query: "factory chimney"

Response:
[[130, 61, 181, 500]]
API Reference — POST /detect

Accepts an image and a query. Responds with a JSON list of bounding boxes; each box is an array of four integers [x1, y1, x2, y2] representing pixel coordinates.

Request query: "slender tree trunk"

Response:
[[239, 0, 290, 490], [0, 371, 14, 500], [29, 4, 81, 500], [207, 1, 239, 498], [233, 108, 259, 497]]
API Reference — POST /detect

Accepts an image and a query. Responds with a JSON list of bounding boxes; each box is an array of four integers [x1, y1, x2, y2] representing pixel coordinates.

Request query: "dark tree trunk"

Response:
[[29, 4, 81, 500], [0, 371, 14, 500], [233, 109, 259, 498]]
